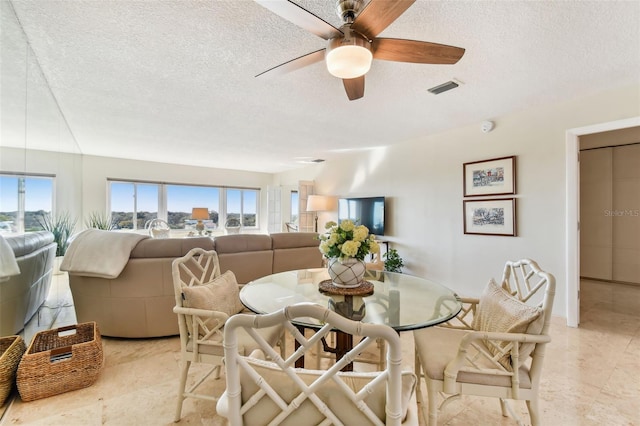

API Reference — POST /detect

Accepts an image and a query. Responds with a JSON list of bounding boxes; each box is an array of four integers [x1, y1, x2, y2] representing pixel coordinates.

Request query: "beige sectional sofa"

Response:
[[68, 232, 323, 338], [0, 232, 57, 335]]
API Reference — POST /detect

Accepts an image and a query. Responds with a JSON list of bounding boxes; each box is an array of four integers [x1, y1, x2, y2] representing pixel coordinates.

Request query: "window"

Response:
[[167, 185, 219, 230], [226, 188, 258, 227], [290, 191, 299, 224], [108, 180, 257, 233], [110, 182, 159, 230], [137, 184, 159, 229], [0, 174, 53, 234], [242, 190, 257, 226]]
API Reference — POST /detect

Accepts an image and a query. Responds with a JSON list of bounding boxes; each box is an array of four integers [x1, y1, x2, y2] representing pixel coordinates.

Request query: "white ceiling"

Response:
[[5, 0, 640, 173]]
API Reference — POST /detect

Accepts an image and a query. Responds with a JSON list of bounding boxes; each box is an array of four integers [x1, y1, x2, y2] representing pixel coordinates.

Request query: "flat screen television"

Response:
[[338, 196, 386, 236]]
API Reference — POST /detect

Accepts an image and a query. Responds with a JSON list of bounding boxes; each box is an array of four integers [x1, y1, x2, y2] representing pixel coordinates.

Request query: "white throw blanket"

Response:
[[60, 229, 149, 279], [0, 234, 20, 281]]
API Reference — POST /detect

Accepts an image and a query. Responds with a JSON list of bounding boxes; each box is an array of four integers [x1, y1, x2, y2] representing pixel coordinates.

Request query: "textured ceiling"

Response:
[[4, 0, 640, 173]]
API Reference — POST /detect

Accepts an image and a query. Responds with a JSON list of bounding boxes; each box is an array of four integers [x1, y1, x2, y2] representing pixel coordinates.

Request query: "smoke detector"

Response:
[[481, 121, 495, 133]]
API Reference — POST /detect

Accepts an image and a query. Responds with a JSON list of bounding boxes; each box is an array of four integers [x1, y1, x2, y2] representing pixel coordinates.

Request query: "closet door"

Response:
[[580, 148, 613, 280], [612, 144, 640, 283]]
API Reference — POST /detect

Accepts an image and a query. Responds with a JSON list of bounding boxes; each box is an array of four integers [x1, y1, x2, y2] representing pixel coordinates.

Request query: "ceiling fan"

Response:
[[254, 0, 465, 101]]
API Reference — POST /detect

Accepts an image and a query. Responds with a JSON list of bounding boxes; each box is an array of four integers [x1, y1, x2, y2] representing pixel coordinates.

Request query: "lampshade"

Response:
[[326, 29, 372, 79], [306, 195, 337, 212], [191, 208, 209, 220]]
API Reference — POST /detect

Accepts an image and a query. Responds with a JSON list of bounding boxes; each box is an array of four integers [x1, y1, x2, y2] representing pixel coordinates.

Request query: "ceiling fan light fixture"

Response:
[[326, 28, 372, 79]]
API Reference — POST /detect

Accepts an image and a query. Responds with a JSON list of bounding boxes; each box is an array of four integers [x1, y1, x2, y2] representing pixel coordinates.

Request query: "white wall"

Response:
[[0, 149, 276, 231], [276, 83, 640, 318], [81, 155, 274, 230]]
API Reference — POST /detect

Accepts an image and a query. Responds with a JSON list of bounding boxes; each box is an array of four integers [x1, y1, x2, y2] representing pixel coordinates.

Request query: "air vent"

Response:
[[294, 157, 325, 164], [428, 80, 459, 95]]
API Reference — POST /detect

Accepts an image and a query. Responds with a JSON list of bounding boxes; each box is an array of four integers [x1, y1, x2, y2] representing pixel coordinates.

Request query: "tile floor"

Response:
[[0, 276, 638, 425]]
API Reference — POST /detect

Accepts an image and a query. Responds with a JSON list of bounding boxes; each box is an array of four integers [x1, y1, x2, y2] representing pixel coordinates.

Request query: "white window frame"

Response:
[[224, 187, 260, 229], [0, 173, 54, 234], [107, 180, 160, 231], [107, 179, 260, 232]]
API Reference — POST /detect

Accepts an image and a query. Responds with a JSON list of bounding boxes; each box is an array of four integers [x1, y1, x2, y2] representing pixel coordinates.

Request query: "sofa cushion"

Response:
[[272, 247, 323, 274], [130, 236, 214, 258], [213, 234, 272, 254], [270, 232, 320, 249], [471, 279, 544, 369], [182, 270, 244, 317], [218, 251, 274, 285]]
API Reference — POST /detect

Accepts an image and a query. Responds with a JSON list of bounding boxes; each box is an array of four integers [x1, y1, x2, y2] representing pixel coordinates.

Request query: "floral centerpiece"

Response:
[[319, 220, 379, 288]]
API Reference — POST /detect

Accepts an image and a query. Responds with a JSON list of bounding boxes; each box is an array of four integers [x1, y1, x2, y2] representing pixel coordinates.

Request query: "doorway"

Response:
[[566, 117, 640, 327]]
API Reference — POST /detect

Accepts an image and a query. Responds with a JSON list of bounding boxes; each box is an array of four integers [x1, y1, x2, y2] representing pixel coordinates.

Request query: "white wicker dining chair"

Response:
[[145, 218, 171, 238], [216, 302, 419, 426], [413, 259, 556, 426], [224, 217, 241, 234], [171, 248, 284, 422]]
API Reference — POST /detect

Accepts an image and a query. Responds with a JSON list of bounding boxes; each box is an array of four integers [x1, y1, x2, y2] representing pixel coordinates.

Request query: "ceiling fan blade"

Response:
[[254, 0, 342, 40], [373, 38, 465, 64], [343, 76, 365, 101], [255, 49, 325, 78], [351, 0, 416, 38]]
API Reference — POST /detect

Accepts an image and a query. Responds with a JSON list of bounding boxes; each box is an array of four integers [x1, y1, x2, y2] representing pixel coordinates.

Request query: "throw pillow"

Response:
[[471, 278, 544, 370], [181, 270, 244, 337]]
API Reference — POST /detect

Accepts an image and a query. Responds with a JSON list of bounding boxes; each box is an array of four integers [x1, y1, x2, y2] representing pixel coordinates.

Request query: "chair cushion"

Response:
[[471, 279, 544, 369], [238, 356, 416, 425], [414, 326, 532, 389], [182, 270, 244, 316]]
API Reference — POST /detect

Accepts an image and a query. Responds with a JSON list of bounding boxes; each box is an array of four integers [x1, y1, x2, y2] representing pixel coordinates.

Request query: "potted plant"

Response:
[[318, 220, 380, 288], [384, 248, 404, 273], [85, 211, 115, 230], [37, 212, 77, 262]]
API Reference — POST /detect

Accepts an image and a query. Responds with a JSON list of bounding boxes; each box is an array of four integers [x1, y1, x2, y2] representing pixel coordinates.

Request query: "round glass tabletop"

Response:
[[240, 268, 462, 331]]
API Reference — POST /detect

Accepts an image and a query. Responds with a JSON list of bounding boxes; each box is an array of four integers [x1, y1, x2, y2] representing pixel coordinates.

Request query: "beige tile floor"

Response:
[[1, 276, 638, 425]]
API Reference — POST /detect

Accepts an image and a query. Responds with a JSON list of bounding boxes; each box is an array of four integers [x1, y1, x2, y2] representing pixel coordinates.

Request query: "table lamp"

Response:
[[306, 195, 337, 232], [191, 208, 209, 235]]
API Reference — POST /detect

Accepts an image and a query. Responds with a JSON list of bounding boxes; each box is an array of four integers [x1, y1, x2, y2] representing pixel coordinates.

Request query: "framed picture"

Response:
[[463, 156, 516, 197], [464, 198, 516, 236]]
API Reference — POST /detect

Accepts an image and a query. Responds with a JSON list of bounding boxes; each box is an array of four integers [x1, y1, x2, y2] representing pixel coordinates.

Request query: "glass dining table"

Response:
[[240, 268, 462, 370]]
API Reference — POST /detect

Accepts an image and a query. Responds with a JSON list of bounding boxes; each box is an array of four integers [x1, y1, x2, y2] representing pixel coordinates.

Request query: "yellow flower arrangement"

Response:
[[318, 219, 379, 261]]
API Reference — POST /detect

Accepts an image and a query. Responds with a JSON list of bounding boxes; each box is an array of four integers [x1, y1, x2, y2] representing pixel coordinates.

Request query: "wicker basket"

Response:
[[16, 322, 103, 402], [0, 335, 26, 406]]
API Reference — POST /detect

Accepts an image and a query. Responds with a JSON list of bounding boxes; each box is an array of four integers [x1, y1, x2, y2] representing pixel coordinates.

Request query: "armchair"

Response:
[[413, 259, 555, 426]]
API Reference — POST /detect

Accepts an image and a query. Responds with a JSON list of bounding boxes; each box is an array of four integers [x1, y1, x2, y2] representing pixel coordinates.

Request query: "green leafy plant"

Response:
[[384, 248, 404, 273], [85, 211, 115, 230], [37, 212, 77, 257]]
